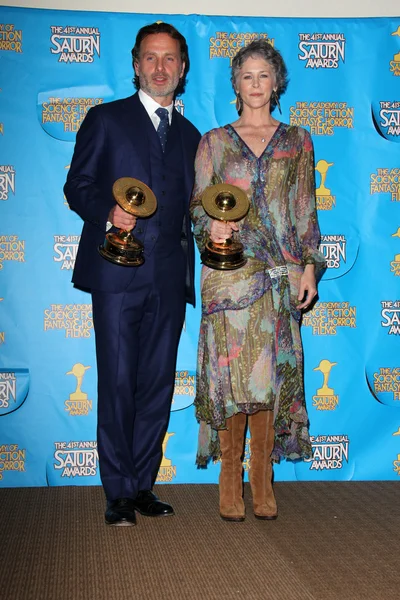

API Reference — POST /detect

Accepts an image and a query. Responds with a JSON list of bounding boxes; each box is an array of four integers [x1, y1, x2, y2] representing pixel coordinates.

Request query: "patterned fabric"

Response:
[[155, 107, 169, 152], [190, 123, 326, 466]]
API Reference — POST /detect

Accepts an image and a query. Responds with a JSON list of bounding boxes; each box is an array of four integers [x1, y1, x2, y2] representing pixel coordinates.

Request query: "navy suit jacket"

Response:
[[64, 93, 201, 305]]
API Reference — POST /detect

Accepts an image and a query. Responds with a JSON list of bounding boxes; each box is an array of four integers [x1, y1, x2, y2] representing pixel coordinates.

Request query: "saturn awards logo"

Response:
[[50, 26, 100, 63], [319, 234, 346, 269], [41, 96, 104, 134], [304, 435, 350, 470], [173, 370, 195, 398], [65, 363, 92, 416], [390, 26, 400, 76], [298, 33, 345, 68], [0, 369, 29, 415], [312, 360, 339, 410], [0, 23, 22, 52], [390, 227, 400, 275], [302, 301, 356, 335], [0, 444, 26, 480], [372, 101, 400, 141], [370, 168, 400, 201], [0, 371, 15, 410], [53, 441, 98, 477], [315, 160, 335, 210], [0, 165, 15, 201], [0, 235, 25, 270], [53, 234, 80, 270], [289, 102, 354, 135], [379, 101, 400, 135], [209, 31, 273, 65], [372, 367, 400, 401], [44, 304, 93, 338], [172, 370, 195, 411], [381, 301, 400, 334], [156, 432, 176, 482]]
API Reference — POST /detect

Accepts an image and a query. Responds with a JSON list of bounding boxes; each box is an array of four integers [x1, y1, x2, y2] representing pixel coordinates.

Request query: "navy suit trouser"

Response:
[[91, 247, 186, 501]]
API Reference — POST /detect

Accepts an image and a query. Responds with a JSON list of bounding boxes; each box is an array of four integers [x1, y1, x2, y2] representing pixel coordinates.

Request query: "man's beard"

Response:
[[139, 73, 180, 99]]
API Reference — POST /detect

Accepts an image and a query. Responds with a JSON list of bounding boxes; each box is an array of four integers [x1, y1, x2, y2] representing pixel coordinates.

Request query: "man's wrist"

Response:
[[106, 220, 113, 231]]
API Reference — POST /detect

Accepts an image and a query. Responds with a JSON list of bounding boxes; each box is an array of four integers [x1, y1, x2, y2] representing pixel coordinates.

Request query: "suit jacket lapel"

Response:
[[172, 109, 193, 204], [121, 93, 152, 185], [121, 98, 195, 201]]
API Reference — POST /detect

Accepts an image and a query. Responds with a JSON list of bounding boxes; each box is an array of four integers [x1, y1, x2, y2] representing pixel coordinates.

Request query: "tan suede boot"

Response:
[[218, 412, 247, 521], [248, 410, 278, 520]]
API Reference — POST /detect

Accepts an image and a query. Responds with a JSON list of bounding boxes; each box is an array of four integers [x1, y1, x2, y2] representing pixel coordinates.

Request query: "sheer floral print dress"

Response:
[[190, 123, 325, 466]]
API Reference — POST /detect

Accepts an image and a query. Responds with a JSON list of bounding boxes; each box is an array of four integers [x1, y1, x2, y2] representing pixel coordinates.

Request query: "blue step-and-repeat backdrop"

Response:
[[0, 7, 399, 487]]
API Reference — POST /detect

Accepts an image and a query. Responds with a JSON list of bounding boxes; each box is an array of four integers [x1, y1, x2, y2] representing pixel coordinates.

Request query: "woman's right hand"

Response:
[[210, 220, 239, 243]]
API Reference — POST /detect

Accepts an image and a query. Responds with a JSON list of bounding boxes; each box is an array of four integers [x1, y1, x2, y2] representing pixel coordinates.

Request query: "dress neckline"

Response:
[[225, 122, 285, 160]]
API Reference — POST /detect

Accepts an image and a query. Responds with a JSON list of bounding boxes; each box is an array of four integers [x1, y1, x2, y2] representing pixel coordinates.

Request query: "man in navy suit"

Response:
[[64, 22, 201, 526]]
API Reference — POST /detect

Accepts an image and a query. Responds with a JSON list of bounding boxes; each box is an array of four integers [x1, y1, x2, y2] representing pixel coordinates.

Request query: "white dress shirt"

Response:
[[138, 88, 173, 127]]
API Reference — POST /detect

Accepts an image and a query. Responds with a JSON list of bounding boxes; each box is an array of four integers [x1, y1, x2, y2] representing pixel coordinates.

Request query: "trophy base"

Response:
[[201, 240, 247, 271], [98, 231, 144, 267], [316, 388, 334, 396]]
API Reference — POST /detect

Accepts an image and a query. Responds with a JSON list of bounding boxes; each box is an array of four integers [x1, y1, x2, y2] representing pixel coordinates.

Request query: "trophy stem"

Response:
[[99, 228, 145, 266], [201, 236, 247, 270], [117, 230, 134, 243], [98, 177, 158, 267], [201, 183, 249, 271], [216, 237, 233, 249]]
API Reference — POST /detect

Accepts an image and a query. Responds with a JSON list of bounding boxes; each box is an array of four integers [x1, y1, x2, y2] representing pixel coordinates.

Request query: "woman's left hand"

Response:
[[297, 264, 317, 310]]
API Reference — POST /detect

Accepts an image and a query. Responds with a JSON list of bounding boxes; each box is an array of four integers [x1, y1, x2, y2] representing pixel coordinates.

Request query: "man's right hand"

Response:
[[108, 205, 137, 231]]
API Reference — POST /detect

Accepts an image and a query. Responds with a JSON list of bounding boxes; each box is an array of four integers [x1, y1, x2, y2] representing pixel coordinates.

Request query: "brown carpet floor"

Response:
[[0, 482, 399, 600]]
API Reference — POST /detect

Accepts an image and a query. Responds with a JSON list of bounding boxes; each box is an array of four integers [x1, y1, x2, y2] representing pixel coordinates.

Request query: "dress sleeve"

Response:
[[295, 128, 326, 281], [189, 132, 215, 253]]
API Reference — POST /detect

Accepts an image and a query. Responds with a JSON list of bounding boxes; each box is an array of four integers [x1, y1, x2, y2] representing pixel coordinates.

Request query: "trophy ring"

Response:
[[98, 177, 157, 267], [201, 183, 250, 270]]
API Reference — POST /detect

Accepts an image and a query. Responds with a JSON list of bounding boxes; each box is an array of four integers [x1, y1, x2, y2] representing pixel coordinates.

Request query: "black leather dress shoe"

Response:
[[105, 497, 137, 526], [132, 490, 174, 517]]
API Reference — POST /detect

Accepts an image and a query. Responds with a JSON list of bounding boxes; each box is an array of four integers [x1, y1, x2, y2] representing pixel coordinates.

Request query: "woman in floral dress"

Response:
[[190, 40, 325, 521]]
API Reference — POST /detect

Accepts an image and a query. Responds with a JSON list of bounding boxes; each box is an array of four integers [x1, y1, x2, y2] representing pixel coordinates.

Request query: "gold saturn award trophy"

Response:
[[99, 177, 157, 266], [201, 183, 250, 270]]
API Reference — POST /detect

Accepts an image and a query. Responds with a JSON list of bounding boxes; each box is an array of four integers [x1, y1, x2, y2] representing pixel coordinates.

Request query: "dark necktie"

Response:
[[155, 107, 169, 152]]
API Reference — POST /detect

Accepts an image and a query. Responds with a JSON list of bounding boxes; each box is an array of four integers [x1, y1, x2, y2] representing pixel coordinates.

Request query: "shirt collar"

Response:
[[138, 89, 173, 124]]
